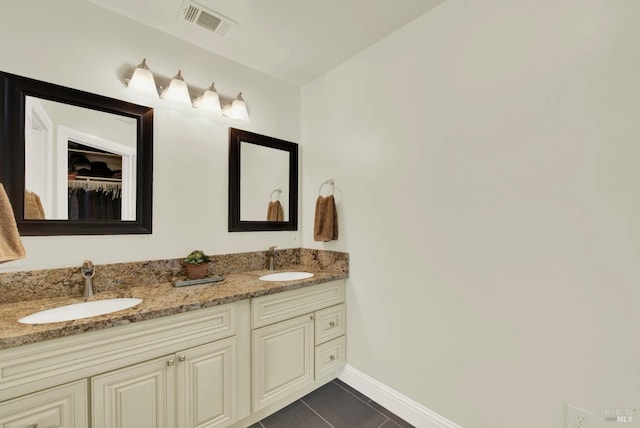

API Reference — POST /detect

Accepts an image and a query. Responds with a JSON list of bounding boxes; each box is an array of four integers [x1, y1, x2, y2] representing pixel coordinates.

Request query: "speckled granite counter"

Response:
[[0, 248, 349, 350], [0, 266, 347, 350]]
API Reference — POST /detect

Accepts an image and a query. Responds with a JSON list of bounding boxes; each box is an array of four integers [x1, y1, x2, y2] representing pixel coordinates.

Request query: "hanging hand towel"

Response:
[[0, 183, 26, 263], [314, 195, 338, 242], [267, 200, 284, 221], [24, 190, 46, 220]]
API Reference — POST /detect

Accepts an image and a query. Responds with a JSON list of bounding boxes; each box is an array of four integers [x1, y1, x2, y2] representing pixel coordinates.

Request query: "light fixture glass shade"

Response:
[[128, 58, 158, 97], [229, 92, 249, 121], [162, 70, 192, 107], [197, 83, 222, 115]]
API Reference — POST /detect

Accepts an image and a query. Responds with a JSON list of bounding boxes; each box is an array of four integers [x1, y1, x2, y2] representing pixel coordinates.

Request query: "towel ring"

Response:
[[318, 178, 335, 196], [270, 188, 282, 202]]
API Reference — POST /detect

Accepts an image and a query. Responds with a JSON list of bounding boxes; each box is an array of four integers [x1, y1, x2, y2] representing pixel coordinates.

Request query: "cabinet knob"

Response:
[[178, 355, 186, 362], [167, 358, 175, 366], [310, 315, 314, 320], [329, 355, 336, 361], [329, 321, 336, 327]]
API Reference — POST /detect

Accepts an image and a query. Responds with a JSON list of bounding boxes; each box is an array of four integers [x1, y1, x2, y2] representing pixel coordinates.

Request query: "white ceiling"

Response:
[[84, 0, 445, 85]]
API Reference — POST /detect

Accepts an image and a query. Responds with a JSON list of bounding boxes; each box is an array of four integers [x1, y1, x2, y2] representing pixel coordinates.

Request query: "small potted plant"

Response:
[[184, 250, 211, 279]]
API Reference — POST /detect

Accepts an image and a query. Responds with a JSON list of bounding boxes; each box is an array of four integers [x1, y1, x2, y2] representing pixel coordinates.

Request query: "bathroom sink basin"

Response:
[[259, 272, 314, 282], [18, 298, 143, 324]]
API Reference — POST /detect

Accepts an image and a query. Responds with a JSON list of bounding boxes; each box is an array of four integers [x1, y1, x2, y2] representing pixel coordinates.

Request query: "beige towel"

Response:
[[267, 201, 284, 221], [314, 195, 338, 242], [24, 190, 46, 220], [0, 184, 26, 263]]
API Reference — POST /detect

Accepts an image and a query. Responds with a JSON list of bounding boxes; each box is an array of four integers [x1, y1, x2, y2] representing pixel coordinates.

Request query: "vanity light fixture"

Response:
[[194, 82, 222, 115], [124, 59, 249, 121], [229, 92, 249, 121], [161, 70, 192, 107], [221, 92, 249, 121], [126, 58, 158, 98]]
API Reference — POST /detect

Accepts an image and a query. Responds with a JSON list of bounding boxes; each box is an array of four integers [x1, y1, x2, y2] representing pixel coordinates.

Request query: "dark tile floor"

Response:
[[249, 379, 414, 428]]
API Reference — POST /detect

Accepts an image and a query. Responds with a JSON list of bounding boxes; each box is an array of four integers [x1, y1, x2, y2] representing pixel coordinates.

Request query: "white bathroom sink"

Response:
[[18, 298, 143, 324], [259, 272, 314, 282]]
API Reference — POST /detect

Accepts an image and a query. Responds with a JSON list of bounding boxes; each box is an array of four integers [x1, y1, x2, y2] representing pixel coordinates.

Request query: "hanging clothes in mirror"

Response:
[[68, 179, 121, 220]]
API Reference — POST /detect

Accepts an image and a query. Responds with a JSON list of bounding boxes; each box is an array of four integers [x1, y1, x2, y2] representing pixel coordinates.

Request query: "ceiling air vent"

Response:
[[179, 0, 238, 37]]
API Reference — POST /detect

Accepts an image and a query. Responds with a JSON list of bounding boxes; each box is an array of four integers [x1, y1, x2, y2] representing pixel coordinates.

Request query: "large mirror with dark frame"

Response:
[[228, 128, 298, 231], [0, 71, 153, 235]]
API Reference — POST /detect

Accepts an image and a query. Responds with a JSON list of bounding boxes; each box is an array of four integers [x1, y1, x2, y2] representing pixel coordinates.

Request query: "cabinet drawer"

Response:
[[314, 336, 346, 380], [0, 380, 87, 427], [252, 281, 344, 329], [314, 304, 345, 345]]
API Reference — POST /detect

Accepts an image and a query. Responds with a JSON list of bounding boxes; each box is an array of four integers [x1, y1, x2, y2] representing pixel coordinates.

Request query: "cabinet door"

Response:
[[252, 315, 314, 411], [92, 356, 175, 428], [177, 337, 236, 428], [0, 380, 87, 428]]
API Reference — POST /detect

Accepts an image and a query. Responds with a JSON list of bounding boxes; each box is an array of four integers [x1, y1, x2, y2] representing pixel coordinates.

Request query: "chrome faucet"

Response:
[[267, 246, 279, 271], [81, 260, 95, 297]]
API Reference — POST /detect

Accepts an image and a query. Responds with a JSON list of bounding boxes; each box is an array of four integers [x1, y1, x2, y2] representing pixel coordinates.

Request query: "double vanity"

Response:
[[0, 249, 348, 428], [0, 70, 340, 427]]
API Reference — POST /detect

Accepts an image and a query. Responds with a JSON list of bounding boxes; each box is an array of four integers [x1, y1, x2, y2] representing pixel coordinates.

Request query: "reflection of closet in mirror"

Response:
[[24, 96, 137, 221], [68, 141, 122, 221]]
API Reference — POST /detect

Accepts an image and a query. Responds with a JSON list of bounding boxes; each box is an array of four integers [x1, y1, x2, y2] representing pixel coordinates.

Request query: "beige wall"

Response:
[[301, 0, 640, 426], [4, 0, 640, 425], [0, 0, 301, 271]]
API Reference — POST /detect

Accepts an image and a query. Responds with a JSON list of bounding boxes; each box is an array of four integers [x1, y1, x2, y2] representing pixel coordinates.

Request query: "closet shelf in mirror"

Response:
[[69, 179, 121, 193], [68, 148, 122, 158], [72, 176, 121, 183]]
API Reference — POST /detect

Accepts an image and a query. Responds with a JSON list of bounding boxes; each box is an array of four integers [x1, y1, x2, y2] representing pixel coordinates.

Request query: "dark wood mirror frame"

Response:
[[0, 71, 153, 235], [228, 128, 298, 232]]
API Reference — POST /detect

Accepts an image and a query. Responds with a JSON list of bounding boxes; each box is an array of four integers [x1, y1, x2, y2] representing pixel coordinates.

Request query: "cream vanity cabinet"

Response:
[[92, 337, 236, 428], [250, 281, 346, 413], [0, 302, 238, 428], [0, 280, 346, 428]]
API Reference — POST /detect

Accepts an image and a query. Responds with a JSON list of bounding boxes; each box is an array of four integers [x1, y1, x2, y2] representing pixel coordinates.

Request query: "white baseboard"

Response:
[[338, 365, 462, 428]]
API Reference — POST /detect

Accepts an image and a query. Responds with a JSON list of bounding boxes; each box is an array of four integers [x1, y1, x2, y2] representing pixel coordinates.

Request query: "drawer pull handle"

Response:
[[330, 355, 336, 361], [178, 355, 186, 362], [27, 424, 38, 428], [329, 321, 336, 327], [167, 358, 175, 366]]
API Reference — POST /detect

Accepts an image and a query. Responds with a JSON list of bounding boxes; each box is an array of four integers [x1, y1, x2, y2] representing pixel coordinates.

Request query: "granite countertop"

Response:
[[0, 266, 347, 350]]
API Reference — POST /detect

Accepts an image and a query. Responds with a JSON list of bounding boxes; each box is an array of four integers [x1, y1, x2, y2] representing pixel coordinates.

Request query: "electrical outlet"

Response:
[[567, 404, 595, 428]]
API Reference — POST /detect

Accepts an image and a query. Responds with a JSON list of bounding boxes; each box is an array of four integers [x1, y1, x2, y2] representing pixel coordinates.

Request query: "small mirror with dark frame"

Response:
[[228, 128, 298, 232], [0, 71, 153, 235]]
